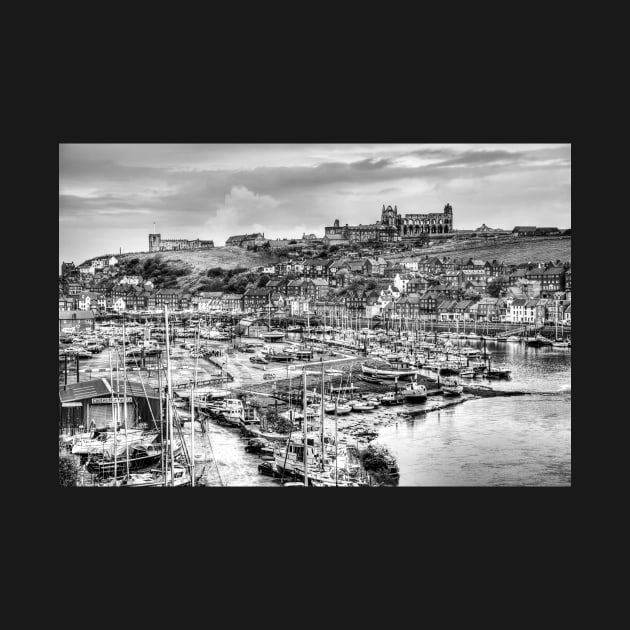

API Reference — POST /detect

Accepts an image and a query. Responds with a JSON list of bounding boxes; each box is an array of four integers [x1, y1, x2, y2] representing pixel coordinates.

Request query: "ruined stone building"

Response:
[[148, 233, 214, 252], [324, 203, 454, 243]]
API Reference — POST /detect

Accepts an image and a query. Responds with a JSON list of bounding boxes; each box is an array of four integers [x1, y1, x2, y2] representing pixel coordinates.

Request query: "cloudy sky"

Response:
[[59, 143, 570, 267]]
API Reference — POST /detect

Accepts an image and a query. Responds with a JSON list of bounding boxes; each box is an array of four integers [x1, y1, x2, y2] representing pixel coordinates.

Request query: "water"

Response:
[[374, 340, 571, 486]]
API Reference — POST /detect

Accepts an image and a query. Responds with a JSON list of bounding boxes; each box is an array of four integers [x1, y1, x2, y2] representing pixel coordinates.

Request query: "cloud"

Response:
[[59, 143, 571, 266]]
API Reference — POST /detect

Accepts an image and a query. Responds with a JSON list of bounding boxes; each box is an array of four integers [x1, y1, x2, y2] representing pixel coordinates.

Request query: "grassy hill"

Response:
[[404, 235, 571, 265], [116, 246, 280, 292]]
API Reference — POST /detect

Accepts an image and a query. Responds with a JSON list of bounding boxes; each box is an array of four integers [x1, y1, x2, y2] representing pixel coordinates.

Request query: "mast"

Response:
[[164, 305, 175, 486], [123, 317, 129, 479], [320, 358, 325, 471], [303, 367, 308, 487], [190, 385, 195, 486], [108, 330, 117, 483]]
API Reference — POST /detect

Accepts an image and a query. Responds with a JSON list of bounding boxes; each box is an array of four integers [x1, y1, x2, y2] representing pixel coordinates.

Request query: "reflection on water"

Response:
[[375, 341, 571, 486]]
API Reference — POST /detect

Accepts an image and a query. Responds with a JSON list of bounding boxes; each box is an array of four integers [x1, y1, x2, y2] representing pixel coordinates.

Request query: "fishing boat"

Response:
[[380, 391, 405, 405], [402, 381, 428, 403], [215, 399, 245, 426], [442, 378, 463, 396]]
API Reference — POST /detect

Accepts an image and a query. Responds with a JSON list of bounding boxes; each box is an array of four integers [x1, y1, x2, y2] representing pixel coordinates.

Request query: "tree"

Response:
[[487, 282, 501, 298], [257, 274, 270, 288]]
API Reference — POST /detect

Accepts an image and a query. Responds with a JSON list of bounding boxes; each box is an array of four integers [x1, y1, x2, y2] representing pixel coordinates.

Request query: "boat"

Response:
[[485, 368, 512, 380], [402, 381, 428, 403], [348, 400, 375, 412], [459, 367, 475, 378], [261, 331, 285, 341], [333, 403, 352, 415], [525, 334, 553, 347], [214, 398, 245, 426], [361, 358, 419, 379], [506, 335, 521, 342], [249, 354, 268, 364], [442, 378, 463, 396], [380, 391, 405, 405], [86, 439, 181, 477], [552, 339, 570, 348], [124, 463, 191, 487]]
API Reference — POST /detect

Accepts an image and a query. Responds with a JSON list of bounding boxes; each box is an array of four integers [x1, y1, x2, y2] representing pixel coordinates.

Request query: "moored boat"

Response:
[[402, 381, 428, 403]]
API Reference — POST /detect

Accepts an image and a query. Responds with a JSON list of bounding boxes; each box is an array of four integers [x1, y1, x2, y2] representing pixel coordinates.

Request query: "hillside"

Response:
[[403, 235, 571, 265], [116, 246, 280, 292]]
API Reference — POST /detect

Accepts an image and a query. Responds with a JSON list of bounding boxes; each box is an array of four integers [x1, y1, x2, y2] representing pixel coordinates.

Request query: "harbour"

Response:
[[59, 313, 570, 487]]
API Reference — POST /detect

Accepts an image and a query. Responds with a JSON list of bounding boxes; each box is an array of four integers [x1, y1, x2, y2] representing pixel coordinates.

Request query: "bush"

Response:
[[59, 454, 79, 486]]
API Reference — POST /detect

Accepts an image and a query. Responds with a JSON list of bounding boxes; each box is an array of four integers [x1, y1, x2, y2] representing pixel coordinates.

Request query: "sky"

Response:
[[59, 143, 571, 268]]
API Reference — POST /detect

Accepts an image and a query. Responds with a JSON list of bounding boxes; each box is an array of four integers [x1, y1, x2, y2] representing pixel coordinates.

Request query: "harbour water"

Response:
[[374, 340, 571, 486]]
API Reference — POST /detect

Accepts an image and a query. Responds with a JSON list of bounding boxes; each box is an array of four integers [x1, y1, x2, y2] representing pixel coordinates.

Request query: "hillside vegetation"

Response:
[[407, 235, 571, 264], [116, 247, 280, 292]]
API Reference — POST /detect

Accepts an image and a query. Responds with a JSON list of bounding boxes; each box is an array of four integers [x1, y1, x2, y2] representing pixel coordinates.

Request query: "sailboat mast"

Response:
[[123, 317, 129, 479], [190, 386, 195, 487], [164, 305, 175, 486], [108, 330, 117, 482], [320, 358, 325, 471], [303, 367, 308, 487]]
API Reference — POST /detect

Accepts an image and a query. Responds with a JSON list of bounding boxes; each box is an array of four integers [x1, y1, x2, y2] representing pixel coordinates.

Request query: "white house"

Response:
[[392, 273, 408, 294], [108, 256, 119, 266], [112, 297, 126, 312], [79, 265, 95, 276], [400, 258, 419, 272], [119, 275, 142, 286]]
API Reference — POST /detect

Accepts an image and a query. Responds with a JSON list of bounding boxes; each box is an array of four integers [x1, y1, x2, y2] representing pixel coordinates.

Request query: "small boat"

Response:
[[552, 339, 570, 348], [334, 403, 352, 415], [506, 335, 521, 342], [525, 334, 553, 347], [459, 367, 475, 378], [485, 368, 512, 380], [402, 381, 428, 403], [249, 354, 268, 364], [442, 378, 463, 396], [125, 464, 191, 487], [349, 400, 375, 412], [380, 391, 405, 405]]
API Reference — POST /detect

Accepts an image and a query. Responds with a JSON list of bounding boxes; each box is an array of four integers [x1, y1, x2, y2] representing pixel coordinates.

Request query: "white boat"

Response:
[[402, 381, 428, 403], [215, 398, 245, 426], [552, 340, 570, 348], [361, 359, 419, 379], [442, 378, 463, 396], [459, 367, 475, 378], [348, 400, 375, 412], [506, 335, 521, 342], [125, 464, 191, 487]]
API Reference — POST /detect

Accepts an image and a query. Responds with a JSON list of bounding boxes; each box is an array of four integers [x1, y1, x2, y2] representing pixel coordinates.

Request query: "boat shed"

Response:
[[59, 310, 95, 333], [59, 377, 160, 435]]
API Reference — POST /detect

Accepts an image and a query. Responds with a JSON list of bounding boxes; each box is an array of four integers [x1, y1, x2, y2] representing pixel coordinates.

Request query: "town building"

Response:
[[324, 203, 454, 244], [149, 232, 214, 252]]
